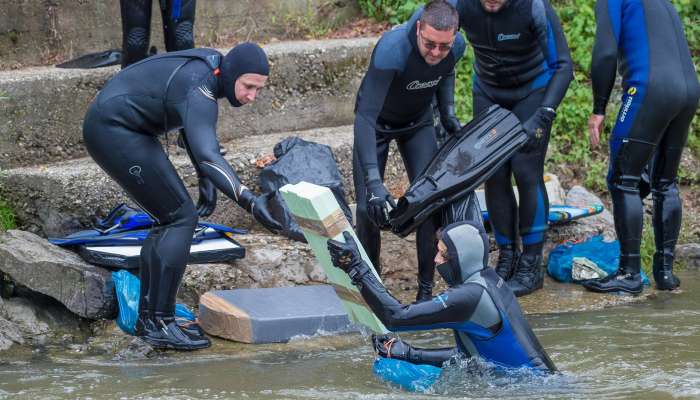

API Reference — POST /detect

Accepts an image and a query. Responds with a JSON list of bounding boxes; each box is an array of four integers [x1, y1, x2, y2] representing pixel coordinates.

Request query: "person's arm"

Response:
[[354, 50, 396, 184], [372, 335, 460, 367], [591, 0, 620, 115], [532, 0, 574, 110], [182, 75, 281, 231], [327, 233, 481, 330]]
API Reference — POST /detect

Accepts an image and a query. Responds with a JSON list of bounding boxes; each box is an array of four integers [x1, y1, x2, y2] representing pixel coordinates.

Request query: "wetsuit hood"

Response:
[[220, 42, 269, 107], [437, 221, 489, 286]]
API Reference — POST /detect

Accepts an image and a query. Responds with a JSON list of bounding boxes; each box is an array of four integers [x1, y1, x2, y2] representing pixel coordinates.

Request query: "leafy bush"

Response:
[[0, 198, 15, 231]]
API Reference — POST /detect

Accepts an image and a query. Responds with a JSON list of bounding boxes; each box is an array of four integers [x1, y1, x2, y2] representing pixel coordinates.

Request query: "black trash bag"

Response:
[[259, 137, 353, 242]]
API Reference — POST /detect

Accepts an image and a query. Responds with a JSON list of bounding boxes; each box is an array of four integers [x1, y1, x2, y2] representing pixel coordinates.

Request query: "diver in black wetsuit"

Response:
[[82, 43, 282, 350], [327, 221, 556, 372], [583, 0, 700, 294], [120, 0, 197, 67], [354, 0, 466, 301], [416, 0, 573, 296]]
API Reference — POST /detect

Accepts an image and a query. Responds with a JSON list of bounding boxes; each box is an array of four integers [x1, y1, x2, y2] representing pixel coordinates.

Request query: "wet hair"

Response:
[[419, 0, 459, 32]]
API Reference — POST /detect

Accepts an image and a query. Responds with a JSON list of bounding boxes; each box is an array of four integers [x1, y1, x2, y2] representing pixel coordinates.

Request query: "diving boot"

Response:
[[507, 254, 544, 297], [581, 255, 643, 295], [653, 252, 680, 291], [495, 244, 520, 281], [415, 279, 434, 302], [139, 317, 210, 350]]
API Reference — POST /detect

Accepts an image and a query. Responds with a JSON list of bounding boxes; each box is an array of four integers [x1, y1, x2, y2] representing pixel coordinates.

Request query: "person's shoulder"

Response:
[[451, 32, 467, 60], [373, 25, 412, 71]]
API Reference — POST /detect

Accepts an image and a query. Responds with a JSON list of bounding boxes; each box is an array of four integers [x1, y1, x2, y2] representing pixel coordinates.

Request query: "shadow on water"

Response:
[[1, 270, 699, 399]]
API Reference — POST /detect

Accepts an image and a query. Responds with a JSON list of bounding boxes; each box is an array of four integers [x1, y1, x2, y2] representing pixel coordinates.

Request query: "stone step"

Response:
[[0, 125, 408, 237], [0, 0, 360, 68], [0, 37, 377, 169]]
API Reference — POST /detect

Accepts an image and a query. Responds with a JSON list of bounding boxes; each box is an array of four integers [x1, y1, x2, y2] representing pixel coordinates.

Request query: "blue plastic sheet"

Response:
[[112, 270, 195, 335], [547, 235, 650, 285], [373, 357, 442, 392]]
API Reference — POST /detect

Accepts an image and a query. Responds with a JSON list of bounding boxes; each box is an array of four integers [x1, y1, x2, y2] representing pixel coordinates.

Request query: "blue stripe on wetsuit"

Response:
[[522, 185, 547, 245], [608, 0, 650, 182], [171, 0, 182, 20], [531, 21, 557, 90]]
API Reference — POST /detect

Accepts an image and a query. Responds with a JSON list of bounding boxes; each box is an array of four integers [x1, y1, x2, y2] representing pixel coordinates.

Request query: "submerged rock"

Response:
[[0, 230, 116, 319], [676, 243, 700, 269]]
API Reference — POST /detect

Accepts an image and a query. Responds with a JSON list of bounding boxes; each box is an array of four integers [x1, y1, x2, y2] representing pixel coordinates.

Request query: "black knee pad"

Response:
[[608, 174, 641, 196], [173, 21, 194, 50], [125, 27, 149, 53]]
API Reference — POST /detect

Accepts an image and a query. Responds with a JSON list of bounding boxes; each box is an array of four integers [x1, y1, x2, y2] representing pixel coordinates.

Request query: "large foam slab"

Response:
[[199, 285, 355, 343]]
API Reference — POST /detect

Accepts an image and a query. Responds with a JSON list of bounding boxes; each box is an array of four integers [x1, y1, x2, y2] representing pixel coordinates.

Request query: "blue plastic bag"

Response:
[[112, 270, 196, 335], [547, 236, 649, 285], [373, 357, 442, 392]]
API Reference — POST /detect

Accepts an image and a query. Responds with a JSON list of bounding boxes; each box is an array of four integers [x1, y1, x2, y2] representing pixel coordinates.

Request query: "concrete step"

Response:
[[0, 37, 377, 169], [0, 125, 408, 237], [0, 0, 360, 68]]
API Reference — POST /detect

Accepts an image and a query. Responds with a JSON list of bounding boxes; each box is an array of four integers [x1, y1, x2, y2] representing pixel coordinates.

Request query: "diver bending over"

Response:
[[327, 222, 556, 371], [353, 0, 466, 301], [83, 44, 282, 350], [585, 0, 700, 293]]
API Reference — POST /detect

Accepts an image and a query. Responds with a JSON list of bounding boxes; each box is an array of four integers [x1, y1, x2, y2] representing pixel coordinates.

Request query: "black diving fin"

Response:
[[389, 105, 527, 237], [56, 49, 122, 69]]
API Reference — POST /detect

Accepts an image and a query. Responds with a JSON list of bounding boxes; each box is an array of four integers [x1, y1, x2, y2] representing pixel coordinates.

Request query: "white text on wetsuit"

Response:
[[406, 76, 442, 90]]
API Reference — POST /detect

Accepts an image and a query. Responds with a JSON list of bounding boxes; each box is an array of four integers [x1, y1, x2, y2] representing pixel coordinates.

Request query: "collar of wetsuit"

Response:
[[220, 42, 269, 107], [439, 221, 489, 286]]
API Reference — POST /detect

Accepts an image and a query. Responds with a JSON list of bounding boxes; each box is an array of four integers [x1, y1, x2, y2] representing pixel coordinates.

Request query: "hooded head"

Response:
[[220, 42, 269, 107], [435, 221, 489, 286]]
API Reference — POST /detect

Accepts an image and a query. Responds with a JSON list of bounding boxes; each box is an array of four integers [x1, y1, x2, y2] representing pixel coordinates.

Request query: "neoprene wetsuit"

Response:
[[83, 48, 259, 329], [353, 12, 466, 299], [328, 222, 556, 371], [120, 0, 196, 67], [589, 0, 699, 288], [442, 0, 573, 257]]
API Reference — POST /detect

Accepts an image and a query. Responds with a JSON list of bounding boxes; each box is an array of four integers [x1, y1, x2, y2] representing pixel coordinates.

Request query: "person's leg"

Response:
[[583, 89, 672, 294], [507, 89, 549, 296], [650, 98, 698, 290], [353, 135, 391, 275], [397, 123, 440, 301], [476, 87, 520, 280], [161, 0, 196, 52], [120, 0, 152, 68], [83, 106, 208, 349]]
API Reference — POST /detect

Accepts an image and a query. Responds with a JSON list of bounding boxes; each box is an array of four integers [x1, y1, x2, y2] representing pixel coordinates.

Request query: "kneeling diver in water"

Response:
[[328, 221, 556, 372]]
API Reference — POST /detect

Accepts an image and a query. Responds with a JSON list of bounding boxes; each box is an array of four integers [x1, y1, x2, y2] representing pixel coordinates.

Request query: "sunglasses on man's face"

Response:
[[419, 33, 454, 52]]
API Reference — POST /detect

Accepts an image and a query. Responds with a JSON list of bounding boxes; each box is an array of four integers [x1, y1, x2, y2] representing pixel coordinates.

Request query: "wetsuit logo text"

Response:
[[619, 87, 636, 123], [497, 33, 521, 41], [406, 76, 442, 90]]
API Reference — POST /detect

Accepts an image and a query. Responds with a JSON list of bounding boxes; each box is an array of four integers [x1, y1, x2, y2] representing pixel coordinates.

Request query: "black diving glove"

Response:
[[440, 105, 462, 135], [239, 190, 283, 233], [196, 177, 217, 217], [327, 231, 372, 283], [521, 107, 556, 152], [366, 179, 396, 228], [372, 334, 412, 362]]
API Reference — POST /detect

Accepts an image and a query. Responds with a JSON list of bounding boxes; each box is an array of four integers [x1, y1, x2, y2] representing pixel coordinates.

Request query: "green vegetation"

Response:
[[0, 197, 15, 232]]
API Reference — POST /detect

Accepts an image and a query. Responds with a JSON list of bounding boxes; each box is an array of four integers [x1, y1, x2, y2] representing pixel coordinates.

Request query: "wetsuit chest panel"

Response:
[[458, 0, 545, 87], [380, 49, 457, 125]]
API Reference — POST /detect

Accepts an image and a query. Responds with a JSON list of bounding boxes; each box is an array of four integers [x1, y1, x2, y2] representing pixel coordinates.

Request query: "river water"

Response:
[[1, 270, 699, 400]]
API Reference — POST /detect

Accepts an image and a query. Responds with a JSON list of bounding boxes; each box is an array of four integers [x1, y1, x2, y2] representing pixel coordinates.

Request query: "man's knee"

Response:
[[167, 200, 198, 229], [125, 27, 149, 53], [173, 21, 194, 50]]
